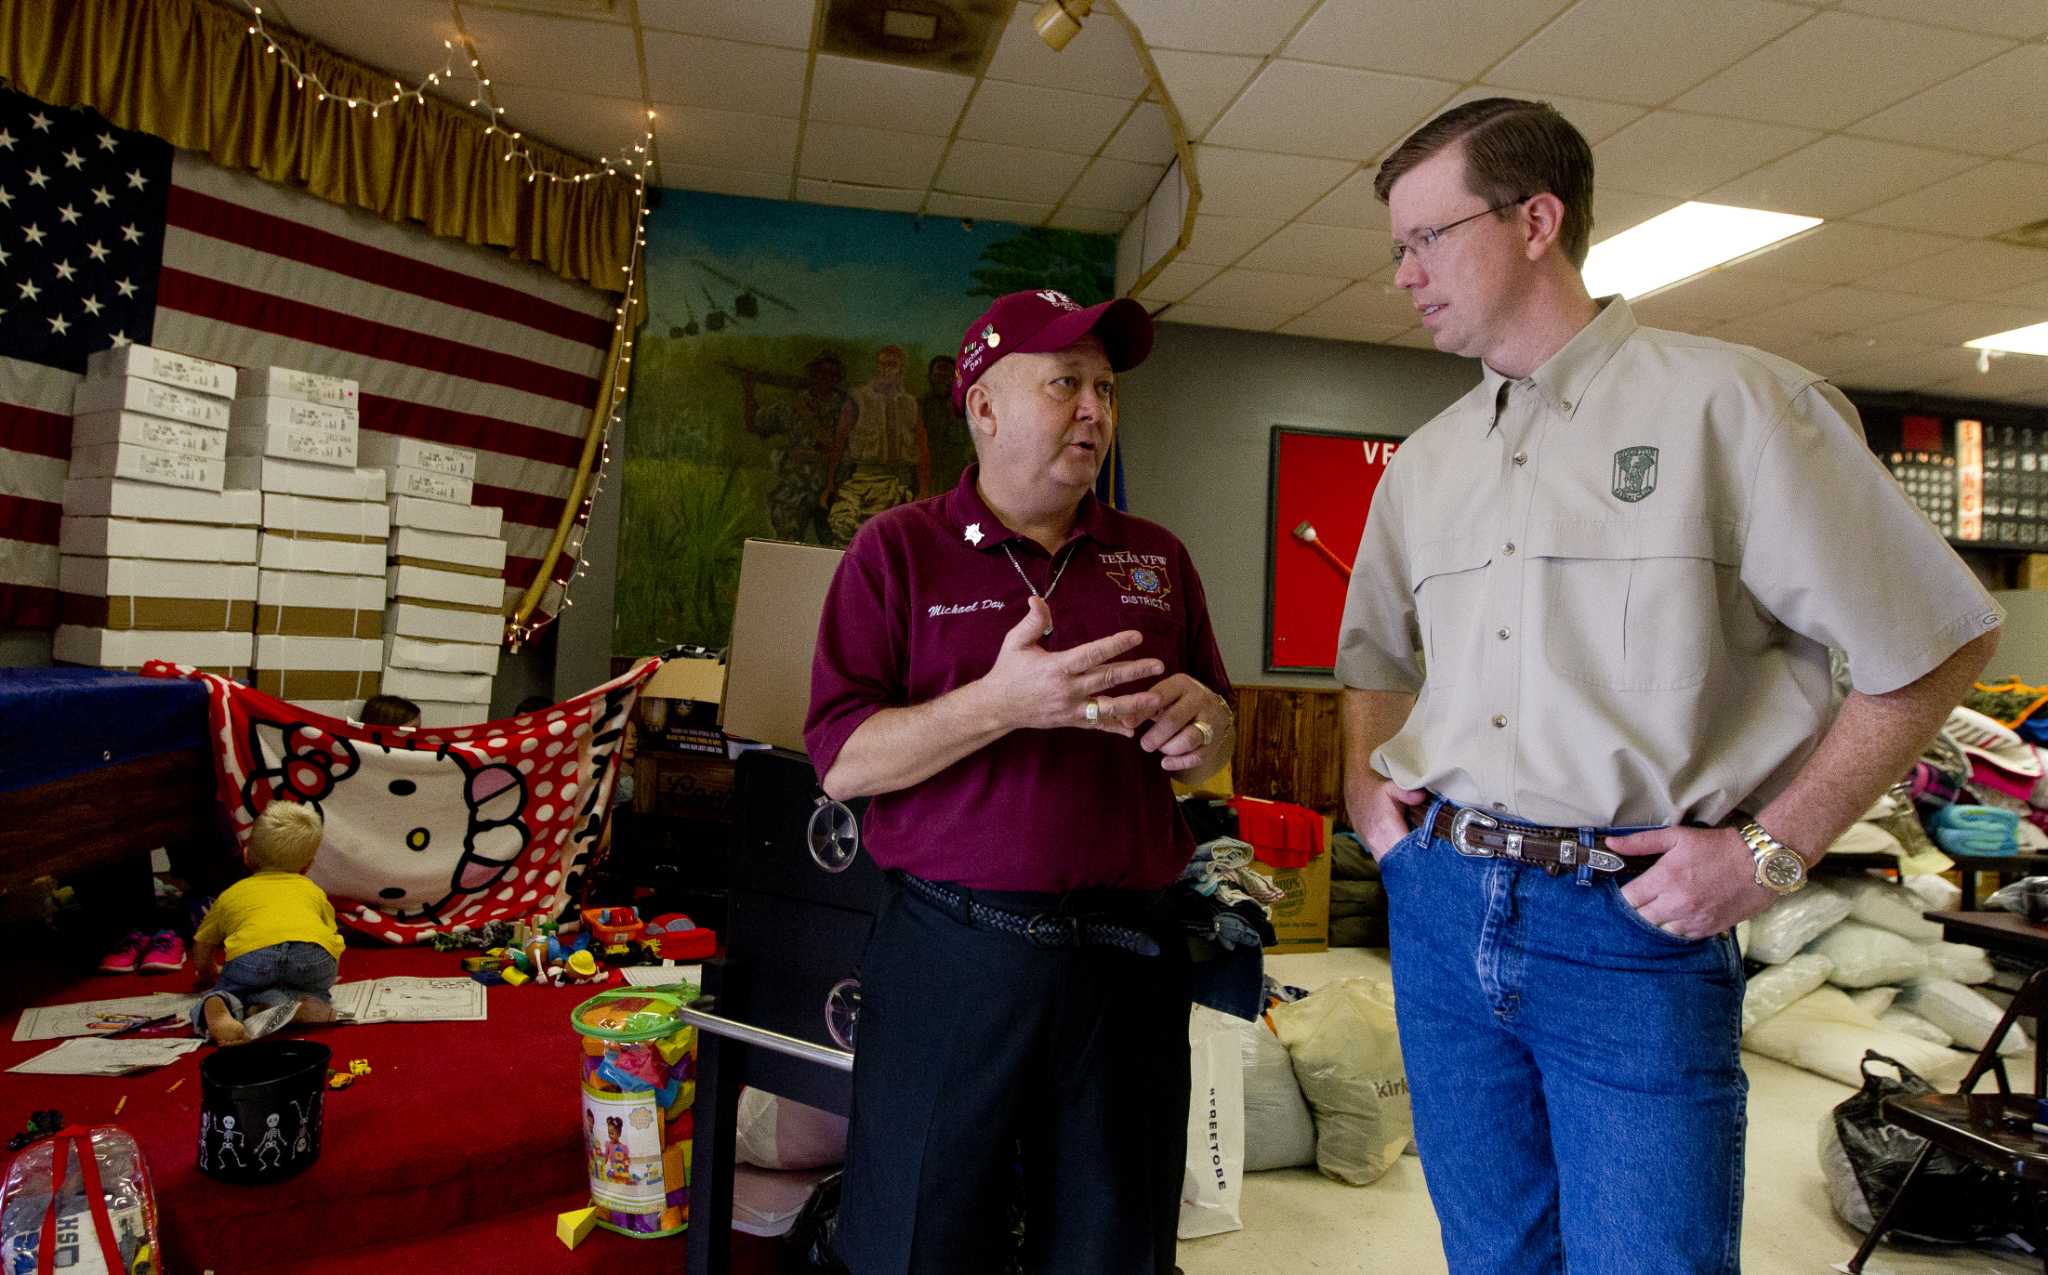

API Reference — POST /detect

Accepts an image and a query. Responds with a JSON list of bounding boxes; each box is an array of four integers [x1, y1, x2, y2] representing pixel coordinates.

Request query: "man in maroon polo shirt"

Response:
[[806, 288, 1233, 1273]]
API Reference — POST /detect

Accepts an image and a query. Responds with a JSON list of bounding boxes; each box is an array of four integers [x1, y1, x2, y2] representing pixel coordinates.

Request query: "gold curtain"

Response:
[[5, 0, 634, 292]]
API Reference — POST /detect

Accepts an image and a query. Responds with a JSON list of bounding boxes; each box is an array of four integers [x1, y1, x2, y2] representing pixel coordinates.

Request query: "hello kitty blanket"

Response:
[[141, 658, 658, 945]]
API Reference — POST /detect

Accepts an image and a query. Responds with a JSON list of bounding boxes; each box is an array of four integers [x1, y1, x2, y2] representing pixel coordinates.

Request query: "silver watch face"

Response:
[[1759, 849, 1805, 891]]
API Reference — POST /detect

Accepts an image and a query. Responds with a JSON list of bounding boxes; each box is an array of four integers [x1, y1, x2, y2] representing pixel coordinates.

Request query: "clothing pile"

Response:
[[1326, 831, 1387, 948]]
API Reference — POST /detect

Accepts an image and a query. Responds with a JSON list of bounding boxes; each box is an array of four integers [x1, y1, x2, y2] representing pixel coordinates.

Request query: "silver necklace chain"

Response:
[[1002, 542, 1075, 636]]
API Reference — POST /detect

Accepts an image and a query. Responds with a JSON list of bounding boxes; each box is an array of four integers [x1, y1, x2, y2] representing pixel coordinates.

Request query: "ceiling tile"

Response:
[[1591, 189, 1683, 240], [1834, 0, 2048, 40], [983, 4, 1148, 97], [652, 105, 799, 175], [662, 165, 791, 201], [1280, 314, 1411, 343], [1183, 267, 1349, 314], [794, 180, 922, 214], [1049, 206, 1129, 235], [1750, 286, 1948, 333], [1135, 259, 1224, 304], [1994, 278, 2048, 310], [269, 0, 463, 84], [1115, 0, 1321, 55], [1298, 170, 1390, 230], [798, 122, 948, 189], [807, 55, 974, 138], [1443, 87, 1646, 146], [1302, 279, 1426, 329], [1671, 11, 2008, 130], [1704, 135, 1980, 219], [2017, 144, 2048, 165], [642, 30, 808, 118], [635, 0, 814, 48], [456, 9, 638, 95], [1775, 333, 1932, 378], [923, 193, 1053, 226], [1284, 0, 1573, 81], [1837, 347, 1990, 392], [1177, 215, 1285, 266], [1923, 358, 2048, 404], [1727, 222, 1963, 285], [1236, 222, 1378, 278], [1863, 243, 2048, 303], [1857, 162, 2048, 237], [1206, 62, 1456, 163], [1632, 264, 1824, 323], [1848, 46, 2048, 158], [1485, 0, 1811, 106], [1700, 316, 1828, 355], [1066, 157, 1169, 212], [937, 141, 1091, 204], [1189, 145, 1356, 220], [1156, 302, 1293, 332], [1148, 51, 1262, 139], [1594, 112, 1818, 200], [1103, 103, 1177, 165], [484, 83, 649, 164], [959, 80, 1131, 156], [1857, 301, 2048, 347]]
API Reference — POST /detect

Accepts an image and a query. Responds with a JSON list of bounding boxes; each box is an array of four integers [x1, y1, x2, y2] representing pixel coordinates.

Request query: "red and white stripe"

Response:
[[0, 152, 615, 630]]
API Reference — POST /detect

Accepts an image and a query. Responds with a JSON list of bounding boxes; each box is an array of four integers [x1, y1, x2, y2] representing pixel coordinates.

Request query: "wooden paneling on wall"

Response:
[[1231, 684, 1344, 813]]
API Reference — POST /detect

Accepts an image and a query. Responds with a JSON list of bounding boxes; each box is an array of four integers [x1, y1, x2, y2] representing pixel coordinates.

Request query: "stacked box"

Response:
[[376, 444, 503, 725], [57, 347, 251, 674], [228, 367, 384, 715]]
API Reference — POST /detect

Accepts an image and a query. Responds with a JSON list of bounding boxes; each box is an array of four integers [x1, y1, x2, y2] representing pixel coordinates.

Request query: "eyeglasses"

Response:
[[1389, 195, 1532, 269]]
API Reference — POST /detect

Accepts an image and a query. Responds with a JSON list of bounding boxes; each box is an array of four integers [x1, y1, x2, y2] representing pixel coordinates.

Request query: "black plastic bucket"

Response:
[[197, 1040, 331, 1184]]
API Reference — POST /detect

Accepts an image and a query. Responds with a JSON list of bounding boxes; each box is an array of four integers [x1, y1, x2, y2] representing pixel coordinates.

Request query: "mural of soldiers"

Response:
[[920, 353, 974, 495], [735, 351, 849, 543], [822, 345, 930, 546]]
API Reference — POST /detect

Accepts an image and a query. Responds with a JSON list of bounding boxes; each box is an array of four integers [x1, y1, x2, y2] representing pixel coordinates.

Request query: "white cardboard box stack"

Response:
[[369, 436, 504, 728], [227, 367, 386, 718], [56, 345, 258, 675]]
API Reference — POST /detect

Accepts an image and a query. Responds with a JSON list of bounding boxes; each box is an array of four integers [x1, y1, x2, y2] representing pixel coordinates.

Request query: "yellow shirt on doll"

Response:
[[194, 871, 344, 962]]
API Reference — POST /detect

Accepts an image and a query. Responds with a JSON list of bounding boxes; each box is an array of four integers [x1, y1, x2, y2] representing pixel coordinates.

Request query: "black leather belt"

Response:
[[1408, 802, 1657, 880], [897, 873, 1162, 956]]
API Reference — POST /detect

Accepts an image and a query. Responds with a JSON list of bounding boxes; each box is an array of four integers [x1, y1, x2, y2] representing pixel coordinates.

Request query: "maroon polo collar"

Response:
[[944, 463, 1118, 554]]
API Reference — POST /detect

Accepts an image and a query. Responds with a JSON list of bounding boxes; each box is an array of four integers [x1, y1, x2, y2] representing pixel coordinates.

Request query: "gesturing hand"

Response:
[[1136, 674, 1231, 772], [1607, 825, 1780, 940], [982, 598, 1165, 736]]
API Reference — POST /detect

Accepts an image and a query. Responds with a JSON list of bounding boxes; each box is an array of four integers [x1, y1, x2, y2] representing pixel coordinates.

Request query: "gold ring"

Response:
[[1193, 720, 1214, 746], [1084, 699, 1101, 723]]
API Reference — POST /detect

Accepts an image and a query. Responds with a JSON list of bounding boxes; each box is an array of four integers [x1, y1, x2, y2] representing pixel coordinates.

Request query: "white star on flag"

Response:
[[91, 186, 112, 206], [25, 167, 48, 188], [47, 313, 68, 335], [114, 277, 136, 298], [28, 111, 51, 131], [0, 129, 14, 150], [81, 295, 102, 317], [0, 188, 11, 208], [126, 169, 147, 190], [97, 131, 116, 151], [17, 279, 39, 301], [56, 204, 79, 225], [61, 148, 83, 169], [109, 332, 132, 348], [0, 246, 10, 266], [52, 260, 75, 281], [120, 224, 142, 243], [85, 240, 108, 262], [23, 224, 44, 246]]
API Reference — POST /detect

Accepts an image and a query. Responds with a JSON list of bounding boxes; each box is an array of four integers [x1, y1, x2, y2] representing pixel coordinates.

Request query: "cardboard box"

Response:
[[383, 633, 500, 675], [417, 700, 493, 728], [257, 570, 384, 638], [637, 657, 726, 753], [68, 443, 224, 491], [360, 435, 477, 480], [243, 366, 359, 409], [258, 533, 384, 577], [386, 563, 502, 609], [389, 527, 506, 575], [73, 377, 232, 430], [1250, 847, 1331, 955], [387, 466, 474, 505], [290, 698, 362, 720], [390, 495, 502, 539], [60, 593, 255, 632], [632, 749, 735, 817], [60, 556, 257, 602], [721, 538, 845, 752], [86, 344, 237, 398], [382, 665, 493, 704], [253, 634, 382, 672], [261, 494, 390, 540], [389, 601, 503, 645], [63, 478, 260, 526], [255, 668, 383, 701], [229, 395, 358, 435], [227, 422, 358, 468], [225, 457, 384, 501], [59, 517, 258, 564], [73, 411, 228, 459], [53, 624, 252, 670]]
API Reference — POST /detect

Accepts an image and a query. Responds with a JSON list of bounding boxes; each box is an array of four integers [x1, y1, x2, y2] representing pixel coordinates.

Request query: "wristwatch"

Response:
[[1740, 820, 1808, 895]]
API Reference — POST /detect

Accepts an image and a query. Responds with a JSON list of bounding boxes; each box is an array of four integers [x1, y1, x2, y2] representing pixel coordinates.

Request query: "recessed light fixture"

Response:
[[1034, 0, 1094, 51], [881, 8, 938, 40], [1581, 201, 1822, 300], [1966, 322, 2048, 358]]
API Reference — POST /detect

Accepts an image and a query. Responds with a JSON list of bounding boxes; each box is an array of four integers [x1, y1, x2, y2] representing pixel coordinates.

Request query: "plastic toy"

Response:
[[347, 1059, 371, 1076], [7, 1109, 62, 1152], [557, 1205, 599, 1250], [644, 913, 719, 960], [581, 906, 647, 946], [566, 950, 599, 979], [325, 1071, 355, 1091]]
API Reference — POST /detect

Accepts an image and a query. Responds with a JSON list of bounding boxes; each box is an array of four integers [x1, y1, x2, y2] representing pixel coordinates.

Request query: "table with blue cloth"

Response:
[[0, 668, 223, 897]]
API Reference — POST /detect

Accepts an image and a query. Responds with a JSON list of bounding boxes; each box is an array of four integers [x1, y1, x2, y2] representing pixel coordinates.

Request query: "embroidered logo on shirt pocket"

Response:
[[1531, 516, 1737, 692]]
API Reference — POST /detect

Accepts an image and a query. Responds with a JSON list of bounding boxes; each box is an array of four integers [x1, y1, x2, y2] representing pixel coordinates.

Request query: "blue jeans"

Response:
[[189, 941, 339, 1032], [1379, 798, 1747, 1275]]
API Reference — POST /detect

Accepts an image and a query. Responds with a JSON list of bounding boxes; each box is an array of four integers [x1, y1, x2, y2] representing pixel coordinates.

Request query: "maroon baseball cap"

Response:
[[952, 289, 1154, 411]]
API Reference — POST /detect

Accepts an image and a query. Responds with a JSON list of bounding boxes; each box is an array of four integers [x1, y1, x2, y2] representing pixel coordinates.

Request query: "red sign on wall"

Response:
[[1265, 426, 1402, 673]]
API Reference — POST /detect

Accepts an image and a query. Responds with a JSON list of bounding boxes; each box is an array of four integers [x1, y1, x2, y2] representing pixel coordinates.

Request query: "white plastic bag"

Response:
[[1180, 1005, 1246, 1239], [1238, 1018, 1315, 1172], [1742, 987, 1972, 1088], [1849, 987, 1900, 1018], [1271, 977, 1412, 1186], [1804, 921, 1930, 988], [735, 1088, 848, 1171], [1832, 874, 1943, 942], [1920, 941, 1995, 985], [1741, 953, 1833, 1034], [1896, 978, 2029, 1055], [1877, 1008, 1955, 1046], [1749, 884, 1853, 964], [1901, 874, 1963, 912]]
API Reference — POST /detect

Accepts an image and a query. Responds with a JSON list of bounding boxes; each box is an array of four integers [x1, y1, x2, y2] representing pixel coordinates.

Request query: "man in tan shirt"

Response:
[[1339, 97, 2001, 1274]]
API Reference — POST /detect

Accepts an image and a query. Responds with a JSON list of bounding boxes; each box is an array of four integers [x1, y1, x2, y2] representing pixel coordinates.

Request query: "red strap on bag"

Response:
[[33, 1132, 126, 1275], [35, 1134, 64, 1275]]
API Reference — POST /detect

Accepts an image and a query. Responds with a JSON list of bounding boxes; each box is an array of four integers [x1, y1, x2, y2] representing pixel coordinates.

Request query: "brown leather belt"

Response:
[[1408, 802, 1656, 880]]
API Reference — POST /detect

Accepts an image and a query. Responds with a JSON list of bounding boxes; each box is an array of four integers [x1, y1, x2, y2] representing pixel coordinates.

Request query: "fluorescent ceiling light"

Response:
[[1966, 323, 2048, 357], [1582, 202, 1822, 300]]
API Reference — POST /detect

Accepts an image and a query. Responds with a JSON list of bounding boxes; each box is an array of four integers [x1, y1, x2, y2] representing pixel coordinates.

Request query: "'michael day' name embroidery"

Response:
[[929, 599, 1007, 617]]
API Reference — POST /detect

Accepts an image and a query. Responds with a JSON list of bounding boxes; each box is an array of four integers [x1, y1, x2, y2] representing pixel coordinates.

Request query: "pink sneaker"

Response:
[[138, 930, 186, 973], [98, 931, 147, 974]]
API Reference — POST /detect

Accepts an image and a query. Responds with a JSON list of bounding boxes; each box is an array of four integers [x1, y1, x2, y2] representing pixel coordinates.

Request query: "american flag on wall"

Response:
[[0, 84, 614, 632]]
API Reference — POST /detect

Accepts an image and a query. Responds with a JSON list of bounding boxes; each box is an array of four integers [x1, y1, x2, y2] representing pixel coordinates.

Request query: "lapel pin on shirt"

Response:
[[964, 523, 984, 546]]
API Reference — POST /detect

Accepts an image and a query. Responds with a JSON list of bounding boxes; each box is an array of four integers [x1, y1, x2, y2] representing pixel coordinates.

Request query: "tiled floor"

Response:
[[1178, 948, 2035, 1275]]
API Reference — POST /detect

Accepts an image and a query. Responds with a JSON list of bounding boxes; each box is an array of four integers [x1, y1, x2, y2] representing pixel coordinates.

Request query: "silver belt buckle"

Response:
[[1449, 807, 1501, 858], [1586, 847, 1626, 872]]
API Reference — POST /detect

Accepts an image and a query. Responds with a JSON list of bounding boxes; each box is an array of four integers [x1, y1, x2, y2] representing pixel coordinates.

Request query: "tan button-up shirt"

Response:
[[1337, 297, 2003, 830]]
